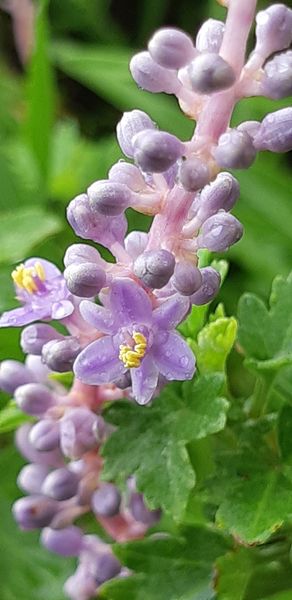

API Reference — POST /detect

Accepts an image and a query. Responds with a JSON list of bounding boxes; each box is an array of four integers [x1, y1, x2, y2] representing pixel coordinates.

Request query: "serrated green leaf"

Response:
[[102, 374, 228, 519], [100, 526, 230, 600], [0, 401, 30, 433], [194, 316, 237, 374]]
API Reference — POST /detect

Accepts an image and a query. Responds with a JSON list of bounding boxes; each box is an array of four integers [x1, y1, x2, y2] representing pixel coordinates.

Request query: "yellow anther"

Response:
[[119, 331, 147, 369], [11, 261, 46, 294]]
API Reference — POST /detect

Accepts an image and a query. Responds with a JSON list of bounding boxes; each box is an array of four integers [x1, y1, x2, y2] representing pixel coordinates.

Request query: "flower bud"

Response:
[[108, 161, 146, 191], [262, 51, 292, 100], [17, 464, 50, 494], [116, 110, 156, 158], [197, 172, 240, 221], [213, 129, 256, 169], [253, 108, 292, 153], [188, 53, 236, 94], [42, 338, 81, 373], [64, 263, 106, 298], [60, 407, 98, 459], [91, 484, 121, 517], [133, 130, 185, 173], [124, 231, 148, 260], [198, 212, 243, 252], [0, 360, 34, 394], [172, 262, 202, 296], [129, 492, 161, 525], [134, 249, 175, 289], [255, 4, 292, 58], [64, 565, 97, 600], [190, 267, 220, 305], [12, 495, 59, 530], [67, 194, 127, 247], [14, 383, 55, 417], [148, 27, 195, 69], [130, 51, 180, 94], [42, 467, 79, 500], [21, 324, 63, 356], [113, 371, 132, 390], [15, 423, 64, 467], [88, 180, 132, 216], [41, 526, 83, 557], [195, 18, 225, 53], [237, 121, 261, 139], [179, 157, 210, 191], [64, 243, 103, 268], [29, 419, 60, 452]]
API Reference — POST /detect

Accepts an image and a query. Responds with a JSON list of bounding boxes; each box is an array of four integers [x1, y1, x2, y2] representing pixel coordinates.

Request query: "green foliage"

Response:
[[0, 401, 30, 433]]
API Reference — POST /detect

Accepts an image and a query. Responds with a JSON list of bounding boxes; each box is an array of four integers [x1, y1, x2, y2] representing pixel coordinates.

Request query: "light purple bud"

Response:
[[133, 129, 185, 173], [0, 360, 35, 394], [12, 495, 58, 530], [196, 18, 225, 53], [116, 110, 156, 158], [60, 408, 98, 459], [253, 107, 292, 153], [80, 540, 121, 583], [108, 161, 146, 191], [41, 526, 83, 557], [17, 464, 50, 494], [148, 28, 195, 69], [190, 267, 220, 305], [67, 193, 127, 248], [213, 129, 256, 169], [237, 121, 261, 139], [198, 212, 243, 252], [64, 263, 106, 298], [88, 180, 132, 216], [42, 338, 81, 373], [64, 244, 103, 268], [64, 565, 97, 600], [91, 484, 121, 517], [113, 371, 132, 390], [67, 194, 92, 237], [29, 419, 60, 452], [197, 172, 240, 221], [93, 552, 121, 583], [14, 383, 55, 417], [262, 51, 292, 100], [188, 53, 236, 94], [129, 492, 161, 526], [124, 231, 148, 260], [130, 51, 180, 94], [21, 324, 63, 356], [255, 4, 292, 57], [172, 262, 202, 296], [42, 467, 79, 500], [179, 157, 210, 191], [15, 424, 64, 467], [134, 249, 175, 288]]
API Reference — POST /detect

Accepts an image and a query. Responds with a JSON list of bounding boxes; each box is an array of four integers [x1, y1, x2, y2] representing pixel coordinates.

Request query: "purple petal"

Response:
[[74, 337, 125, 385], [152, 295, 190, 329], [109, 279, 152, 326], [51, 300, 74, 320], [0, 305, 48, 328], [131, 354, 159, 405], [24, 258, 61, 279], [79, 301, 117, 334], [152, 331, 196, 381]]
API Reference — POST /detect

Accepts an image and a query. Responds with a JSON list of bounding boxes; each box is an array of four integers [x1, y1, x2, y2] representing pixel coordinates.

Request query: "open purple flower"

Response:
[[74, 278, 195, 404], [0, 258, 74, 327]]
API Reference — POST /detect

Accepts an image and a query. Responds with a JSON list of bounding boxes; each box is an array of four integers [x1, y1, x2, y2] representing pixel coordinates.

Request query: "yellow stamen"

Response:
[[119, 331, 147, 369], [11, 261, 46, 294]]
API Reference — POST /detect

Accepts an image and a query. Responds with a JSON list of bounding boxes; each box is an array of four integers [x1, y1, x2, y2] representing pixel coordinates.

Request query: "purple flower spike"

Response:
[[0, 258, 74, 328], [74, 278, 195, 404]]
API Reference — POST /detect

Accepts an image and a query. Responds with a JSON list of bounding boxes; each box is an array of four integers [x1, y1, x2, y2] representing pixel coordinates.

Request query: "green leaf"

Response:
[[102, 374, 228, 519], [52, 42, 192, 139], [25, 0, 55, 183], [0, 208, 62, 264], [278, 406, 292, 464], [0, 401, 30, 433], [215, 548, 253, 600], [194, 316, 237, 374], [101, 526, 230, 600], [238, 272, 292, 373]]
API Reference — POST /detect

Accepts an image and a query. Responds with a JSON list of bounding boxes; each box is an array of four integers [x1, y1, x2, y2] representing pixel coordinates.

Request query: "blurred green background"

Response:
[[0, 0, 291, 598]]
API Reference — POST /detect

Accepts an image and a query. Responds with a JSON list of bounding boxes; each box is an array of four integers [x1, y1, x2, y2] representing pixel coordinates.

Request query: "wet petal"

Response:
[[109, 279, 152, 326], [0, 306, 48, 328], [24, 258, 61, 279], [152, 294, 190, 329], [80, 301, 117, 334], [74, 337, 125, 385], [131, 354, 159, 405], [152, 331, 196, 381], [51, 300, 74, 320]]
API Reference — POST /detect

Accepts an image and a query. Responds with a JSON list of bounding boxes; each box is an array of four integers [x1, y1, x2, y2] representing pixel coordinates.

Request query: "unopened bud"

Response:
[[179, 157, 210, 191], [188, 53, 235, 94], [109, 161, 146, 191], [148, 27, 195, 69], [41, 526, 83, 557], [21, 324, 63, 355], [12, 495, 59, 530], [91, 484, 121, 517], [42, 467, 79, 500], [130, 51, 180, 94], [198, 212, 243, 252], [172, 262, 202, 296], [129, 492, 161, 525], [190, 267, 220, 305], [64, 244, 103, 268], [88, 180, 132, 216], [116, 110, 156, 158], [213, 129, 256, 169], [253, 107, 292, 153], [262, 51, 292, 100], [134, 249, 175, 288], [133, 129, 185, 173], [255, 4, 292, 58], [29, 419, 60, 452], [14, 383, 55, 417], [17, 464, 50, 494], [197, 172, 240, 221], [64, 263, 106, 298], [124, 231, 149, 260], [42, 338, 81, 373], [0, 360, 34, 394], [15, 423, 64, 467], [196, 19, 225, 53], [60, 407, 98, 459]]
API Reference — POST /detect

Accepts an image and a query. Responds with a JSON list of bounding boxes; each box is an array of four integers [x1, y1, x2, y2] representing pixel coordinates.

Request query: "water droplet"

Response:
[[179, 356, 189, 367]]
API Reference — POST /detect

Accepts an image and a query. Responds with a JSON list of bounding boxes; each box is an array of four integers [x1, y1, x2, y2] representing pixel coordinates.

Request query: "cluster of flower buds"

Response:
[[1, 1, 292, 598]]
